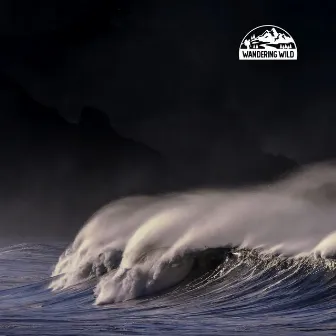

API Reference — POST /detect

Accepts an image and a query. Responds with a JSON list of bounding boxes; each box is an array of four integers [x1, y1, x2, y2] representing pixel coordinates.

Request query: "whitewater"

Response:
[[1, 163, 336, 334]]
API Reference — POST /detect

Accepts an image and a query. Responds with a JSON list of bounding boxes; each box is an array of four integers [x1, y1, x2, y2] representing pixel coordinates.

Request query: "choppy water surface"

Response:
[[0, 243, 335, 335], [1, 164, 336, 335]]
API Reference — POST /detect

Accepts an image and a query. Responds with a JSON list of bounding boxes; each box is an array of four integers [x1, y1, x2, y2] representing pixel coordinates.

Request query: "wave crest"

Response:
[[50, 163, 336, 304]]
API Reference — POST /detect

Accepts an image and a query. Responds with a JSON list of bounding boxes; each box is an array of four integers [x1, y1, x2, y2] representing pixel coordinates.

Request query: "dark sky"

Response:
[[0, 0, 335, 235], [1, 0, 335, 162]]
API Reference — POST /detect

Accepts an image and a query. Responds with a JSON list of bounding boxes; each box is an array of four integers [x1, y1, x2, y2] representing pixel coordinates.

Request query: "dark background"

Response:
[[0, 0, 335, 236]]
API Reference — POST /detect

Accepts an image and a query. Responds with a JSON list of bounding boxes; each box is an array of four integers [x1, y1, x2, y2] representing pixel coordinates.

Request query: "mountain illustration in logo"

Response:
[[241, 27, 295, 50]]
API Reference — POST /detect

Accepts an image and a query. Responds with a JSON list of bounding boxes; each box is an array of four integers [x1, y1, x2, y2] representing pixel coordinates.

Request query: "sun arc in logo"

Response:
[[239, 25, 297, 60]]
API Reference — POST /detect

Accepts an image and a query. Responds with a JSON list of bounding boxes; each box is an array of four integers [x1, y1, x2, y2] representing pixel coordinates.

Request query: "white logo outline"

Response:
[[239, 25, 297, 61]]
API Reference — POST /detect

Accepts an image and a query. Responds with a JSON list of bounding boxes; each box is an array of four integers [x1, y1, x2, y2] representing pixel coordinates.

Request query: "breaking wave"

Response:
[[50, 163, 336, 304]]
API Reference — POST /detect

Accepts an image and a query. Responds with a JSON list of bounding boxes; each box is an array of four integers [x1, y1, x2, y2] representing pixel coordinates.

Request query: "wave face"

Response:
[[2, 164, 336, 335], [0, 243, 336, 335], [50, 163, 336, 305]]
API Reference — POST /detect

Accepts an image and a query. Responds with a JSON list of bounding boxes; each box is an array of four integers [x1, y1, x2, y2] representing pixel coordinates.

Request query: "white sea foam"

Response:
[[50, 163, 336, 304]]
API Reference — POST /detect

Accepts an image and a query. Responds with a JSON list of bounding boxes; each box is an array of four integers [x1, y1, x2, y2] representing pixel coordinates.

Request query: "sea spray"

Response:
[[50, 163, 336, 303]]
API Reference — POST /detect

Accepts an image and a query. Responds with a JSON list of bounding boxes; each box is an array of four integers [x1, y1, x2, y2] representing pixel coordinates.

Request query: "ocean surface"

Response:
[[0, 242, 335, 335], [1, 164, 336, 335]]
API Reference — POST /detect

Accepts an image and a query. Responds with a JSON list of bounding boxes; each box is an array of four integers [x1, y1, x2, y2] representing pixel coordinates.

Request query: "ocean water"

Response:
[[1, 164, 336, 335]]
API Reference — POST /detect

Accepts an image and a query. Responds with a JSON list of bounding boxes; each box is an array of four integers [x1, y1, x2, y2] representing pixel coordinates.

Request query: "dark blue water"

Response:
[[0, 241, 335, 335]]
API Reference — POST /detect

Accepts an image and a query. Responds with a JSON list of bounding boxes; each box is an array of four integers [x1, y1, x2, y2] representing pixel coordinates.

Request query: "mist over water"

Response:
[[50, 163, 336, 304], [1, 163, 336, 335]]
